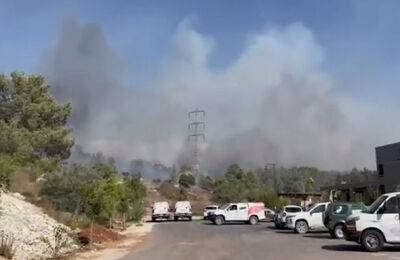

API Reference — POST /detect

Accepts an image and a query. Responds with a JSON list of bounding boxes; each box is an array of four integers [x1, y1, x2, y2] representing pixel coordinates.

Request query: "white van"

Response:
[[286, 202, 330, 233], [152, 201, 170, 222], [174, 201, 192, 221], [208, 202, 266, 225], [344, 192, 400, 252]]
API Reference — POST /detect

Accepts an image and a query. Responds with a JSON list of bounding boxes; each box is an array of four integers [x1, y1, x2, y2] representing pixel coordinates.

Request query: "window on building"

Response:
[[378, 164, 384, 177]]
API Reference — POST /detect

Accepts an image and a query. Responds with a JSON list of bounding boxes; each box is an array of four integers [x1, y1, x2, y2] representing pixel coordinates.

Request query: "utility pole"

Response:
[[188, 109, 206, 179], [265, 163, 278, 193]]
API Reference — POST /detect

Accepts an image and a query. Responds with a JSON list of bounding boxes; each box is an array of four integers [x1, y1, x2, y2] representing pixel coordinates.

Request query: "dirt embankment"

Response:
[[73, 222, 153, 260], [0, 192, 78, 259]]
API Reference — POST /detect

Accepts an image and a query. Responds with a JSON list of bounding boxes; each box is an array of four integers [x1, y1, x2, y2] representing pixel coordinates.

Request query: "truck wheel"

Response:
[[214, 216, 224, 225], [174, 216, 178, 221], [249, 215, 259, 225], [295, 220, 309, 234], [333, 224, 345, 239], [188, 216, 192, 221], [152, 217, 156, 222], [361, 230, 384, 252], [274, 222, 281, 229]]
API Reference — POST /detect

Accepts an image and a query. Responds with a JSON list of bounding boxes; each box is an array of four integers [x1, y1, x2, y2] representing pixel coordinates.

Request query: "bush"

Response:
[[256, 193, 290, 211], [178, 173, 195, 188], [198, 175, 214, 191], [0, 233, 15, 259], [159, 181, 187, 201], [40, 225, 75, 258]]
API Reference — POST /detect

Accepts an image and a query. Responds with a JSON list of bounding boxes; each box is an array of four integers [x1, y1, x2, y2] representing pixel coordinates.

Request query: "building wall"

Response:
[[381, 160, 400, 192], [376, 142, 400, 163], [376, 142, 400, 193]]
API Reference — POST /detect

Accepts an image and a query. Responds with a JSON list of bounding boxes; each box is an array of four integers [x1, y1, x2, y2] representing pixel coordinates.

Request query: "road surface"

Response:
[[122, 221, 400, 260]]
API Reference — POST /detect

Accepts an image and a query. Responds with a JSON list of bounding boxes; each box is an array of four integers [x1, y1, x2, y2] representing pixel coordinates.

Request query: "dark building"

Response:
[[376, 141, 400, 193], [322, 141, 400, 202]]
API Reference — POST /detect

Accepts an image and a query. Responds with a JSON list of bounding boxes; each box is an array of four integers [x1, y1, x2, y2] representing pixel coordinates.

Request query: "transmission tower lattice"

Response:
[[188, 109, 206, 177]]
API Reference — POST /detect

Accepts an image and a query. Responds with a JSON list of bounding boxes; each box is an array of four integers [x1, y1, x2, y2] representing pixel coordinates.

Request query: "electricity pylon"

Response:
[[188, 109, 206, 178]]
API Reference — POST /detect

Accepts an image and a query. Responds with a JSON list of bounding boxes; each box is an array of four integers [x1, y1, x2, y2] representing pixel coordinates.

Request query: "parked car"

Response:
[[264, 208, 276, 222], [274, 205, 303, 229], [203, 205, 220, 220], [152, 201, 170, 222], [344, 192, 400, 252], [174, 201, 192, 221], [208, 202, 266, 225], [323, 202, 366, 239], [286, 202, 330, 233]]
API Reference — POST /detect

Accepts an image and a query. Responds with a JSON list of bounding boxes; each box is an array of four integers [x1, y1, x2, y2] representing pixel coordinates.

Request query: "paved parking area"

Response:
[[122, 221, 400, 260]]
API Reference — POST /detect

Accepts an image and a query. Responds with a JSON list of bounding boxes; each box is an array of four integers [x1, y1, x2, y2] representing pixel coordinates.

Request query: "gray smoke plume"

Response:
[[46, 18, 395, 175]]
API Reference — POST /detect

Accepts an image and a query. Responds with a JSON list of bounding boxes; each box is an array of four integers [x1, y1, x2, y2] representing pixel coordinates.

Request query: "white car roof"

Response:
[[383, 192, 400, 197], [153, 201, 169, 207], [285, 205, 302, 208], [175, 201, 191, 206]]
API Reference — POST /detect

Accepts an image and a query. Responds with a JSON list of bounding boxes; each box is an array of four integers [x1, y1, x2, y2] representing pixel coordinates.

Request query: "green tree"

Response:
[[0, 72, 73, 187], [98, 179, 122, 228], [198, 175, 214, 191], [179, 173, 195, 188], [225, 164, 244, 181], [123, 176, 147, 222], [81, 181, 104, 247]]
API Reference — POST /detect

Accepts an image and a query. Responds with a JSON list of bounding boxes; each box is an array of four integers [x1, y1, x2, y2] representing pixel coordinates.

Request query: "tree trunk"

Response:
[[90, 218, 94, 249], [122, 213, 126, 230]]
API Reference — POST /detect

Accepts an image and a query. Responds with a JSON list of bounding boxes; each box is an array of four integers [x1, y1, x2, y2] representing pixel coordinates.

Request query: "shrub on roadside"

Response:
[[0, 233, 16, 259]]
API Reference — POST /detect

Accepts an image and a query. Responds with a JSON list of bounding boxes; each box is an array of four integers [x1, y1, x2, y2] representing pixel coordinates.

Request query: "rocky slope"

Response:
[[0, 192, 78, 259]]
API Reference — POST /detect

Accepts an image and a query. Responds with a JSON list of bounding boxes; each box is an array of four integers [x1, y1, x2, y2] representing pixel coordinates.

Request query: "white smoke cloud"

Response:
[[46, 18, 396, 174]]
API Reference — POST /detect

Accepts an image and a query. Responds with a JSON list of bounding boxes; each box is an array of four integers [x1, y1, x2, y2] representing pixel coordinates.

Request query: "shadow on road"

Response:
[[201, 222, 260, 226], [322, 244, 365, 252], [274, 230, 298, 234], [303, 234, 332, 239], [322, 244, 400, 252]]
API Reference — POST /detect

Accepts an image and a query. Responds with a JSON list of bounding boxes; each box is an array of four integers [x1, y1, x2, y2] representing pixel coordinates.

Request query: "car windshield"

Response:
[[285, 207, 301, 212], [304, 204, 315, 212], [221, 204, 230, 210], [362, 195, 388, 214]]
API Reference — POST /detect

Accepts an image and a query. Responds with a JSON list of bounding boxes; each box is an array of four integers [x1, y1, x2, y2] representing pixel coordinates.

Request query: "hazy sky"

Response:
[[1, 0, 399, 100], [1, 0, 399, 171]]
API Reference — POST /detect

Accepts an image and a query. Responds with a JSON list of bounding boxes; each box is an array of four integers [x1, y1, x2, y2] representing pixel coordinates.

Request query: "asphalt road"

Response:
[[122, 221, 400, 260]]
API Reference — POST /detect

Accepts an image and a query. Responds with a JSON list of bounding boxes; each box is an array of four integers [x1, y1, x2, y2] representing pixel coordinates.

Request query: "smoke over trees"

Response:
[[45, 18, 390, 175]]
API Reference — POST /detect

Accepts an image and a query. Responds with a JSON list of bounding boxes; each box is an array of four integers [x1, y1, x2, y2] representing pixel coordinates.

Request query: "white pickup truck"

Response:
[[344, 192, 400, 252], [174, 201, 192, 221], [208, 202, 266, 225], [286, 202, 330, 233], [152, 201, 170, 222], [203, 205, 220, 220], [274, 205, 303, 229]]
